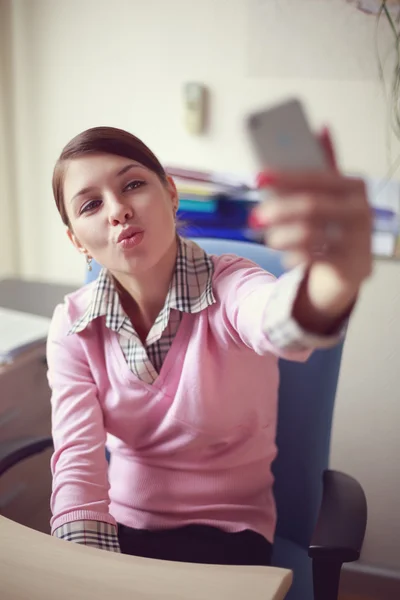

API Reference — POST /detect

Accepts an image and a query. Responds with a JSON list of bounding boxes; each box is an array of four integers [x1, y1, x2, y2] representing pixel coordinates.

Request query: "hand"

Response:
[[249, 128, 373, 332]]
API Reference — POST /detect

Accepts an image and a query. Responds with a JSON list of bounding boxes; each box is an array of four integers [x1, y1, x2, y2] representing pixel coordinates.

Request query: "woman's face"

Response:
[[63, 152, 178, 276]]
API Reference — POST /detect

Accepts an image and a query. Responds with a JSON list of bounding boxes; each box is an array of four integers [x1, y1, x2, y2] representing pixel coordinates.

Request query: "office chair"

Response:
[[0, 238, 367, 600]]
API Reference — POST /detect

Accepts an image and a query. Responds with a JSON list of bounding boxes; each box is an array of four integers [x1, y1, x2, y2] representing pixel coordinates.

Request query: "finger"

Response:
[[270, 226, 372, 278], [266, 223, 335, 253], [253, 193, 368, 228], [282, 251, 308, 270], [257, 170, 365, 196], [318, 127, 339, 172]]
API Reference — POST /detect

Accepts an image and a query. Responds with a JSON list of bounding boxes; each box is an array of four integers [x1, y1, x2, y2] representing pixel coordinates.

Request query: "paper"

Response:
[[366, 177, 400, 259], [372, 231, 396, 257], [0, 307, 51, 363]]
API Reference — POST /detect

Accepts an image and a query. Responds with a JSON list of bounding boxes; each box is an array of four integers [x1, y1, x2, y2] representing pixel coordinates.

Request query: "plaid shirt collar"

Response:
[[68, 237, 215, 337]]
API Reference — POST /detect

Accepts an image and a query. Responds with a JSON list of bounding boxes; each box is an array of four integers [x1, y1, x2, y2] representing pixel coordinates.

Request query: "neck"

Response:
[[112, 236, 178, 338]]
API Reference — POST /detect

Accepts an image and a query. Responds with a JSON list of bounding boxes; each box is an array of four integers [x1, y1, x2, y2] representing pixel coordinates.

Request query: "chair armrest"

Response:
[[0, 436, 54, 477], [309, 469, 367, 562]]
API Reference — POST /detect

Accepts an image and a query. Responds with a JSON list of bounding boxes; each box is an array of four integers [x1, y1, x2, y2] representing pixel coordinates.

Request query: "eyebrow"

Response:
[[70, 163, 143, 203]]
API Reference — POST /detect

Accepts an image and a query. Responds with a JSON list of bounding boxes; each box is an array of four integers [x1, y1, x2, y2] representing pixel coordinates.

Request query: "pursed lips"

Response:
[[117, 226, 143, 243]]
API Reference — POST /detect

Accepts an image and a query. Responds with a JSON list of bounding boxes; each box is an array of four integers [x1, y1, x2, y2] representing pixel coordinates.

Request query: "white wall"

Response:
[[8, 0, 400, 569], [0, 0, 18, 276]]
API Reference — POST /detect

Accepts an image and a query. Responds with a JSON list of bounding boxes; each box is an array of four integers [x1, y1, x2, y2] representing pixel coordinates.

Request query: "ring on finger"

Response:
[[325, 222, 343, 243], [312, 223, 342, 256], [319, 223, 343, 253]]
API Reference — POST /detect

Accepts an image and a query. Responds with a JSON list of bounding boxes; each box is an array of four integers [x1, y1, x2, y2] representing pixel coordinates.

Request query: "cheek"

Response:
[[153, 207, 175, 237], [72, 220, 106, 251], [142, 195, 175, 229]]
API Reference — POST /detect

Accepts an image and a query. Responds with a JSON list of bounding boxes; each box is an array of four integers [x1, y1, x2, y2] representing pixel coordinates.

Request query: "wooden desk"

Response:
[[0, 516, 292, 600]]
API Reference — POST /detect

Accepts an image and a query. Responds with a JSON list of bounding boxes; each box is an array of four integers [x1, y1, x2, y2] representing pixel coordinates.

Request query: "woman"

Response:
[[48, 126, 372, 565]]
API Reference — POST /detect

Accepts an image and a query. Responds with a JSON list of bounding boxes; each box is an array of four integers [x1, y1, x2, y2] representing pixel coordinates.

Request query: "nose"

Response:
[[107, 192, 133, 226]]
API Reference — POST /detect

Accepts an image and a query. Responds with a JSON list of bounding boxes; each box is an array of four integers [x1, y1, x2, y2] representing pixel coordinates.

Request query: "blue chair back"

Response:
[[86, 237, 344, 551], [193, 239, 344, 552], [87, 261, 102, 282]]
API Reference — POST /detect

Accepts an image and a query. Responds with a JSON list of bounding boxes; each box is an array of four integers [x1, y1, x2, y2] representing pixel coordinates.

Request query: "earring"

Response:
[[86, 256, 93, 271]]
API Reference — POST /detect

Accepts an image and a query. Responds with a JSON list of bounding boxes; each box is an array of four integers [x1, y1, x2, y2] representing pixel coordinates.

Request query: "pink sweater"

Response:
[[48, 254, 328, 544]]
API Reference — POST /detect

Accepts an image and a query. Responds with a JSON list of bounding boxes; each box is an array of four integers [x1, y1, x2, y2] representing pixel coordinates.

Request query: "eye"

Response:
[[80, 199, 102, 214], [124, 179, 145, 192]]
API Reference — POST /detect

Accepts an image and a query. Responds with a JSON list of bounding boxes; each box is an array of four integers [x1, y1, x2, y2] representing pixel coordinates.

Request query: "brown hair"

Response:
[[52, 126, 168, 227]]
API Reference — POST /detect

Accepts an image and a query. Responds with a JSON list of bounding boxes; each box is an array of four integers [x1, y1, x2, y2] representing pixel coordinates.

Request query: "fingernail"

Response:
[[256, 172, 278, 189], [248, 210, 266, 229]]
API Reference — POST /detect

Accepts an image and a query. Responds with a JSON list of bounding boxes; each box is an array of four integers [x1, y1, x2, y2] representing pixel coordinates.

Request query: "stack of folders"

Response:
[[167, 167, 400, 256], [0, 307, 51, 365], [166, 166, 262, 243]]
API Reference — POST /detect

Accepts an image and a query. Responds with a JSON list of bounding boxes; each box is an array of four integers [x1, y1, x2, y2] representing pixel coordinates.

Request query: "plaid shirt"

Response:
[[54, 238, 347, 552], [53, 521, 120, 552], [68, 236, 215, 384]]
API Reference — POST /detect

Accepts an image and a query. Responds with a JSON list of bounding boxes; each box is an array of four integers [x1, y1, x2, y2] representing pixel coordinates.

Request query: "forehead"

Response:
[[63, 153, 146, 198]]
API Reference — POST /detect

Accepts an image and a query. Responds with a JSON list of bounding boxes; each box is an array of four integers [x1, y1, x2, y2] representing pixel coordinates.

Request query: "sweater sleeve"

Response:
[[213, 255, 346, 361], [47, 303, 118, 538]]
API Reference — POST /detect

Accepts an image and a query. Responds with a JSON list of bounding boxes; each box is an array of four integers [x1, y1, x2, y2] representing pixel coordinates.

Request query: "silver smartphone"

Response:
[[246, 98, 328, 171]]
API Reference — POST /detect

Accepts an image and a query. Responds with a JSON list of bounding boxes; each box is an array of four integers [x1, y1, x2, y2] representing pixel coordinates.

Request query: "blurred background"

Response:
[[0, 1, 399, 597]]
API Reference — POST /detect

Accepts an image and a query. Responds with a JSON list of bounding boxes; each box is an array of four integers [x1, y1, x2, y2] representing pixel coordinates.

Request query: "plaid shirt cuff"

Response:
[[264, 265, 347, 351], [53, 520, 121, 553]]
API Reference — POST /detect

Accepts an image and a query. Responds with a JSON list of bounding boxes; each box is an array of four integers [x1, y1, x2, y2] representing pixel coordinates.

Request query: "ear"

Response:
[[66, 227, 89, 256], [166, 176, 179, 213]]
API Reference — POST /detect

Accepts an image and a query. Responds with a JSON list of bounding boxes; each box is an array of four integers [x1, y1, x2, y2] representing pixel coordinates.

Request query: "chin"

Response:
[[117, 252, 160, 276], [110, 234, 177, 276], [119, 255, 152, 276]]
